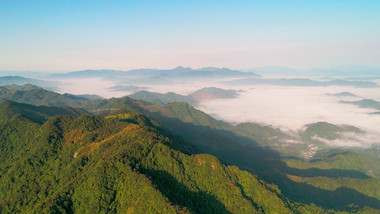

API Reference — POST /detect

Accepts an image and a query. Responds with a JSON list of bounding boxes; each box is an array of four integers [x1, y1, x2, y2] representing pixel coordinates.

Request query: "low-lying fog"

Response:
[[50, 75, 380, 148], [196, 85, 380, 148]]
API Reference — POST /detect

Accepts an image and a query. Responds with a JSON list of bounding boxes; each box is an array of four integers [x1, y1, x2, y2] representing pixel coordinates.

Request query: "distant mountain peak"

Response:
[[172, 66, 192, 71], [332, 92, 358, 97]]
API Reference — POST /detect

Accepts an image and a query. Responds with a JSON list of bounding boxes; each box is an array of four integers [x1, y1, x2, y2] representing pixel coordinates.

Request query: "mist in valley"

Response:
[[40, 68, 380, 149]]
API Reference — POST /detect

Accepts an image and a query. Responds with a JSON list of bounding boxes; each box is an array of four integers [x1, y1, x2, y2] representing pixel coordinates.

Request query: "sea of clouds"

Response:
[[51, 75, 380, 148]]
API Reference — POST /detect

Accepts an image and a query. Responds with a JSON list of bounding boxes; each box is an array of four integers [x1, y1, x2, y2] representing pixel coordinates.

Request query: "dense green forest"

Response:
[[0, 105, 324, 213], [0, 85, 379, 213]]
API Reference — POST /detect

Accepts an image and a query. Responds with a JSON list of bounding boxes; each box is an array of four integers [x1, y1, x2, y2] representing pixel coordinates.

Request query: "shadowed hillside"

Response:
[[0, 104, 330, 213], [1, 87, 379, 212]]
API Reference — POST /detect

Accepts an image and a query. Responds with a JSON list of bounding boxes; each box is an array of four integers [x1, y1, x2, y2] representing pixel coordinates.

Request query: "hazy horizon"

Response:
[[1, 64, 380, 75], [26, 68, 378, 149], [1, 0, 379, 148], [2, 1, 380, 212]]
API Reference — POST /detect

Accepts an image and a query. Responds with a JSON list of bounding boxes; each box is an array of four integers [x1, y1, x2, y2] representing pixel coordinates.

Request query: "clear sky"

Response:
[[1, 0, 380, 71]]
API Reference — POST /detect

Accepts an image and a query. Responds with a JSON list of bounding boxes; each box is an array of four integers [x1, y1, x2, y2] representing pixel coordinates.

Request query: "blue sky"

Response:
[[1, 0, 379, 71]]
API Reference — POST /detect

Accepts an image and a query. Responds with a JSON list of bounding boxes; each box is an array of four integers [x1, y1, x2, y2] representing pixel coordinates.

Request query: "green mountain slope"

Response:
[[0, 76, 50, 87], [285, 151, 380, 179], [128, 87, 238, 106], [0, 106, 328, 213], [190, 87, 238, 101], [0, 84, 95, 107], [142, 102, 304, 157], [298, 122, 366, 154], [135, 102, 380, 211], [302, 122, 364, 141], [1, 86, 379, 212], [128, 90, 195, 105], [0, 100, 87, 124]]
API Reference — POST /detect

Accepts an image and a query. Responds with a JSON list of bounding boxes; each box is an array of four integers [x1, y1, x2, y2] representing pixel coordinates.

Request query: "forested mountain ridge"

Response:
[[0, 103, 334, 213], [128, 87, 239, 105], [0, 100, 87, 124], [0, 86, 379, 212], [0, 84, 99, 107]]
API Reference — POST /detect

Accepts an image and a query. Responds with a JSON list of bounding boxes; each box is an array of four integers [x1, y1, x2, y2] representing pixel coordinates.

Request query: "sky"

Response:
[[1, 0, 380, 71]]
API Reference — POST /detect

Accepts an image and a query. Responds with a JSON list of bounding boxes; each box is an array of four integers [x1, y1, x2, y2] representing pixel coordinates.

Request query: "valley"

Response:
[[0, 81, 379, 212]]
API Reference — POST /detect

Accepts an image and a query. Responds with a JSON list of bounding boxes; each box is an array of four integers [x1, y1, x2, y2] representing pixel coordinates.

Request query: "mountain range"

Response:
[[247, 66, 380, 77], [128, 87, 239, 105], [0, 100, 324, 213], [49, 66, 260, 81], [0, 84, 100, 107], [1, 67, 378, 94], [225, 78, 378, 88], [0, 84, 379, 213], [0, 76, 53, 89]]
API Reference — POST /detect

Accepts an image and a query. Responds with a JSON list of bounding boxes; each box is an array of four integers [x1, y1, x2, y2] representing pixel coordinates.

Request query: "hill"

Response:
[[124, 66, 260, 79], [343, 99, 380, 111], [247, 66, 380, 77], [128, 91, 195, 105], [0, 104, 332, 213], [49, 69, 124, 79], [190, 87, 239, 101], [0, 84, 100, 107], [0, 100, 87, 124], [107, 84, 148, 93], [0, 76, 52, 88], [1, 86, 379, 212], [299, 122, 365, 153], [225, 78, 378, 88], [49, 67, 260, 83], [331, 92, 358, 97], [131, 102, 380, 211], [128, 87, 239, 105]]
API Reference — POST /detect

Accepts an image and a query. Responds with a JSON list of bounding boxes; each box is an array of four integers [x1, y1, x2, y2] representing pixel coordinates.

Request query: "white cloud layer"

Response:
[[195, 85, 380, 147], [49, 77, 380, 148]]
